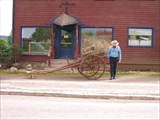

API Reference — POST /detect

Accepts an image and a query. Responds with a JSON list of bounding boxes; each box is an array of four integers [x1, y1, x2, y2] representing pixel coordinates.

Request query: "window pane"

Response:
[[128, 28, 153, 47], [22, 27, 52, 55], [81, 27, 113, 55], [61, 30, 72, 48]]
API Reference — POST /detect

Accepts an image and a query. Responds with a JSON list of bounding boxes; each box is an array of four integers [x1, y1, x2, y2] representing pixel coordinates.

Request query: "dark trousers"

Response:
[[110, 57, 119, 77]]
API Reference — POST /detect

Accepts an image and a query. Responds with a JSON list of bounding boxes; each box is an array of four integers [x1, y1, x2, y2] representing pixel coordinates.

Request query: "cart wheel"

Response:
[[78, 54, 106, 80]]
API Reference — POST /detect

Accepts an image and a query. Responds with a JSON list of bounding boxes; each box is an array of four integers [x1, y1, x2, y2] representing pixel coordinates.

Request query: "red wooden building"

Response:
[[13, 0, 160, 71]]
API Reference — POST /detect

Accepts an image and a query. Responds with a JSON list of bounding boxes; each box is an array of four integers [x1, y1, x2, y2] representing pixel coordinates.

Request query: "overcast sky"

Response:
[[0, 0, 13, 36]]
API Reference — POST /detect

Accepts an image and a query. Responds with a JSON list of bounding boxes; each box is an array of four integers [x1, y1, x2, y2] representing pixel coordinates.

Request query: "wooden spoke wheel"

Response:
[[78, 54, 106, 80]]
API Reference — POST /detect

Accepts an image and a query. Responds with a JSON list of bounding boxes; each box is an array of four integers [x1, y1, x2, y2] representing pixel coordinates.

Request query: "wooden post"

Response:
[[74, 25, 79, 59], [48, 24, 55, 67], [51, 24, 55, 58]]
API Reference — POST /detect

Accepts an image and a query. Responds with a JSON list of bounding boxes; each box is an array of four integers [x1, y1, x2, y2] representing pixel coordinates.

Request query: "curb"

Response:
[[1, 90, 159, 101]]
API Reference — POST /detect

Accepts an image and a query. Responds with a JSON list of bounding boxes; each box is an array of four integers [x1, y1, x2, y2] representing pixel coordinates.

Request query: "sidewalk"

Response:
[[0, 74, 160, 100]]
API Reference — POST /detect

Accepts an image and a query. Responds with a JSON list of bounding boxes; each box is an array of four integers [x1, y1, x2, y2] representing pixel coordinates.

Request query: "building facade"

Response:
[[13, 0, 160, 71]]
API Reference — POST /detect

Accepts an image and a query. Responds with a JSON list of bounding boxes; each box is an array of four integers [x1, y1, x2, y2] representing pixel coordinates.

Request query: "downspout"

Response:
[[12, 0, 15, 43]]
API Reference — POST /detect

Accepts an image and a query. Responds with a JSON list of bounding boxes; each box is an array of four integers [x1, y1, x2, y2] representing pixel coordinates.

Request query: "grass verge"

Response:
[[1, 69, 160, 77]]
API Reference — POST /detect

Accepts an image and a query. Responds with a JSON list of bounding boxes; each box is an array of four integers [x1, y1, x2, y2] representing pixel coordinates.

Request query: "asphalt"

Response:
[[0, 73, 160, 100]]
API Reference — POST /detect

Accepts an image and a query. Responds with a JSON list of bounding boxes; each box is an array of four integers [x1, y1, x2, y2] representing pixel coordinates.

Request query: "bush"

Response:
[[0, 38, 23, 68], [10, 44, 23, 63], [0, 38, 12, 63]]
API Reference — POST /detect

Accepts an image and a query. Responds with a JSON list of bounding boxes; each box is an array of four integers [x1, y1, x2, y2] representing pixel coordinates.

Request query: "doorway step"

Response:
[[45, 59, 75, 72]]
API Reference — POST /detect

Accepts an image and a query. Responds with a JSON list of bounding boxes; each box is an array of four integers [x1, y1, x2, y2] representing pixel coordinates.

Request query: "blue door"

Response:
[[54, 25, 76, 59]]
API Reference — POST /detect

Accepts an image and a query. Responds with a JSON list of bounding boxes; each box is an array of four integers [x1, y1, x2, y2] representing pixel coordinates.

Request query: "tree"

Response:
[[0, 38, 12, 63], [8, 34, 12, 45], [31, 28, 52, 42]]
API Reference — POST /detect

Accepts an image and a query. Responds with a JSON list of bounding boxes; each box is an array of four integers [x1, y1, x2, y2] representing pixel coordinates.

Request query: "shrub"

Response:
[[10, 44, 23, 63], [0, 38, 23, 68], [0, 38, 12, 63]]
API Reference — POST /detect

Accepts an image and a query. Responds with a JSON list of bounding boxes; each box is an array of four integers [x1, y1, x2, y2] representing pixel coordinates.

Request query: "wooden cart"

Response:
[[26, 46, 107, 80]]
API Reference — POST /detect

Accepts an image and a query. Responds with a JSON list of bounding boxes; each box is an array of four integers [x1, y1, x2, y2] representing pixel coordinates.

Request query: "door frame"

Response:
[[54, 24, 76, 59]]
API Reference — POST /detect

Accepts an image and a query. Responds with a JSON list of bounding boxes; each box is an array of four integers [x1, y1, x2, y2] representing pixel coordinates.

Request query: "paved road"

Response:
[[1, 95, 159, 120], [1, 75, 159, 100]]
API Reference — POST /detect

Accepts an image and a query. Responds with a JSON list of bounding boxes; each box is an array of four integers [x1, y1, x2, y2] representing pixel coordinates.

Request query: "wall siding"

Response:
[[14, 0, 160, 68]]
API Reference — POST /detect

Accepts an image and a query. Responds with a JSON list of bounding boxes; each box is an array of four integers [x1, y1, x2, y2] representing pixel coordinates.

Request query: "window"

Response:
[[95, 0, 114, 1], [61, 29, 72, 48], [81, 27, 113, 54], [21, 27, 52, 55], [128, 0, 155, 1], [128, 28, 153, 47]]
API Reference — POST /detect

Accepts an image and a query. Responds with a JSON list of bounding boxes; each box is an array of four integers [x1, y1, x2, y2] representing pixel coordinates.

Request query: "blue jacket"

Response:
[[107, 46, 122, 60]]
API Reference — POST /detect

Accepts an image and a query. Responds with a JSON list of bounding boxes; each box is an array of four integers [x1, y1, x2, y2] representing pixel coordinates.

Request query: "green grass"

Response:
[[1, 69, 160, 77], [0, 70, 26, 74], [117, 71, 160, 77]]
